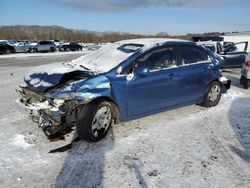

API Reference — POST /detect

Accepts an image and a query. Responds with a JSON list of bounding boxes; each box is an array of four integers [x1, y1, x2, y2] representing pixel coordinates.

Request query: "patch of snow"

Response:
[[32, 80, 54, 88], [219, 76, 229, 82], [71, 43, 135, 72], [29, 78, 41, 85], [24, 62, 86, 83], [12, 134, 33, 149], [223, 89, 243, 99]]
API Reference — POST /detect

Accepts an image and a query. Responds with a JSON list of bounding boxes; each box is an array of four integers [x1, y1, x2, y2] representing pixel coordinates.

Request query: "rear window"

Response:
[[39, 41, 52, 45], [117, 43, 144, 53], [181, 46, 209, 65]]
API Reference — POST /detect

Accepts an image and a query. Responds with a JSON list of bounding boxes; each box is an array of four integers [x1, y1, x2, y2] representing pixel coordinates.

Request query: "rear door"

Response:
[[38, 41, 46, 51], [178, 44, 213, 104], [126, 45, 182, 116]]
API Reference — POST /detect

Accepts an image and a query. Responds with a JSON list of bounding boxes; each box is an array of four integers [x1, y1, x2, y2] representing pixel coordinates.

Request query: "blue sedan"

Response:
[[16, 38, 231, 141]]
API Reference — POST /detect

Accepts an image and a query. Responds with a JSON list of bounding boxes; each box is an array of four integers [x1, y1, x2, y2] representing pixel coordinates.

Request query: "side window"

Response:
[[181, 46, 209, 65], [138, 47, 178, 71]]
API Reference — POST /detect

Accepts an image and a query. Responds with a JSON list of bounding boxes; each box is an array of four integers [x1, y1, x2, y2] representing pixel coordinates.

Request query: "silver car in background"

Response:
[[32, 41, 57, 53], [13, 42, 32, 53]]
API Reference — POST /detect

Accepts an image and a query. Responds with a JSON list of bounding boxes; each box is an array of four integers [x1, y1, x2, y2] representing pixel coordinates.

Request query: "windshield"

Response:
[[71, 43, 143, 72]]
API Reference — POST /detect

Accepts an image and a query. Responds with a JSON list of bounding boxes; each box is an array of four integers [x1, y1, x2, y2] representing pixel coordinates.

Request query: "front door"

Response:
[[126, 46, 181, 116]]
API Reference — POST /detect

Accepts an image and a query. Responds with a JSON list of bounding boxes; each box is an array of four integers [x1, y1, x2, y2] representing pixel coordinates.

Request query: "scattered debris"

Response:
[[147, 170, 159, 177], [210, 155, 218, 161], [49, 136, 80, 153]]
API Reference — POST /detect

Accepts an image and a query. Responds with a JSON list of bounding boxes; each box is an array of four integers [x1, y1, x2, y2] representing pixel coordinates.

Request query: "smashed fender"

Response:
[[45, 75, 111, 104]]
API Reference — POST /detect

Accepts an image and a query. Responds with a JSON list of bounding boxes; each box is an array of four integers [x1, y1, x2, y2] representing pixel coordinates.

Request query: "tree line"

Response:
[[0, 25, 194, 43]]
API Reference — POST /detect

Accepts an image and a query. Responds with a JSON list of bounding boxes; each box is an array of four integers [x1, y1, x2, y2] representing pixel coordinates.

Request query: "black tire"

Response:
[[243, 79, 250, 89], [33, 48, 38, 53], [5, 49, 11, 54], [27, 48, 33, 53], [50, 47, 56, 52], [65, 47, 70, 52], [241, 75, 250, 89], [202, 81, 222, 107], [240, 75, 244, 85], [76, 100, 113, 142]]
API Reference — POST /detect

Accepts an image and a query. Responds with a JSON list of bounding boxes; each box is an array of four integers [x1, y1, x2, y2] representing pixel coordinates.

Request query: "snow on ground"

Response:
[[0, 54, 249, 188]]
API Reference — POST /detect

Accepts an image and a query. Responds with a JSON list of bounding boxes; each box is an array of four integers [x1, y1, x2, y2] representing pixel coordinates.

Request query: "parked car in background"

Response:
[[29, 41, 38, 46], [0, 43, 16, 54], [60, 42, 82, 51], [0, 40, 8, 44], [240, 54, 250, 89], [7, 40, 18, 45], [13, 42, 32, 53], [52, 40, 60, 47], [32, 41, 57, 53], [16, 38, 231, 141], [197, 41, 248, 68]]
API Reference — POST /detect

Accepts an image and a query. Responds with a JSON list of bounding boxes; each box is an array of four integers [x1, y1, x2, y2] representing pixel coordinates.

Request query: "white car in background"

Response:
[[31, 41, 58, 53]]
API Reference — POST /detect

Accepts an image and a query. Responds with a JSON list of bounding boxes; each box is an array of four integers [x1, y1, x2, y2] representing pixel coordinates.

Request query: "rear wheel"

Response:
[[76, 100, 113, 142], [5, 49, 11, 54], [202, 81, 222, 107]]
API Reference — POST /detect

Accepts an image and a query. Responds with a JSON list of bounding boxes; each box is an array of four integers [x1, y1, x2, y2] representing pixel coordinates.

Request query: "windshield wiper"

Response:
[[79, 65, 96, 75]]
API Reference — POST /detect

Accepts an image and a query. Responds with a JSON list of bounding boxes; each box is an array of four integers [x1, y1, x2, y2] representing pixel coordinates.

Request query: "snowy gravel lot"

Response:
[[0, 53, 249, 188]]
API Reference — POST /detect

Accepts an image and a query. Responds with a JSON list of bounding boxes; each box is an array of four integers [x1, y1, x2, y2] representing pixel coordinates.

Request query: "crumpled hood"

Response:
[[24, 62, 92, 93]]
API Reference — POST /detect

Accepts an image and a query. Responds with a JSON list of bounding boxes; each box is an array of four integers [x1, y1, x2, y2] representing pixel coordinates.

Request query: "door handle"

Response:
[[202, 65, 213, 72], [202, 68, 208, 72], [166, 74, 179, 80]]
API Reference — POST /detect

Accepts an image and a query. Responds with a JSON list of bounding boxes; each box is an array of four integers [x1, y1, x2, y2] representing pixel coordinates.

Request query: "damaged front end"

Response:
[[16, 85, 80, 137], [15, 62, 99, 137]]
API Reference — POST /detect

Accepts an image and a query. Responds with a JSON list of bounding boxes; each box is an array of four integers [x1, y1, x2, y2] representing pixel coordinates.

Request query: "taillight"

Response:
[[245, 61, 250, 67]]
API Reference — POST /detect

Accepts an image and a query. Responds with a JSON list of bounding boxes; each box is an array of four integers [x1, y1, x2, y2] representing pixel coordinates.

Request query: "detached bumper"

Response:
[[219, 76, 231, 93]]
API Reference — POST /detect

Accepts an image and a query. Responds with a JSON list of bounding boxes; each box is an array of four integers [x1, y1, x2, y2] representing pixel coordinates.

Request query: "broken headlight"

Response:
[[53, 99, 65, 107]]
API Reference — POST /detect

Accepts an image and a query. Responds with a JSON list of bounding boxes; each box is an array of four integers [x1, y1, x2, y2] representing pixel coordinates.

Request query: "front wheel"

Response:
[[76, 100, 113, 142], [32, 48, 38, 53], [50, 47, 56, 52], [202, 81, 222, 107]]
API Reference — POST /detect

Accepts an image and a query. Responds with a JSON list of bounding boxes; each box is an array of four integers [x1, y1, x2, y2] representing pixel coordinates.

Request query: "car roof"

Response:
[[115, 38, 192, 47], [196, 41, 221, 45]]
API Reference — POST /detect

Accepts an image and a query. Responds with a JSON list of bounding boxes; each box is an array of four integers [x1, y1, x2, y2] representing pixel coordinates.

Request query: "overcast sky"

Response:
[[0, 0, 249, 35]]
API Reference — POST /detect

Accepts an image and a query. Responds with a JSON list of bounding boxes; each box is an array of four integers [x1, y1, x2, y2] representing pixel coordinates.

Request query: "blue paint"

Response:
[[25, 40, 226, 123]]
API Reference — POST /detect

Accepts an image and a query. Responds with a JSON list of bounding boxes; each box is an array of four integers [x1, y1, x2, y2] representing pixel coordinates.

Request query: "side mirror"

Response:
[[116, 66, 122, 75], [134, 65, 149, 77]]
